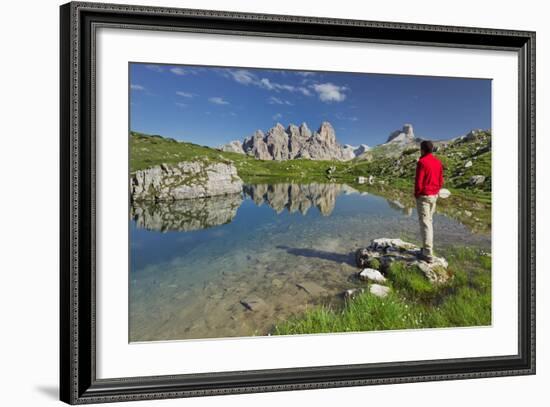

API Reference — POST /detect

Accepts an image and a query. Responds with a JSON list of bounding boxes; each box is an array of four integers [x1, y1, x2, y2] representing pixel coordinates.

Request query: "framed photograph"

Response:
[[60, 1, 536, 404]]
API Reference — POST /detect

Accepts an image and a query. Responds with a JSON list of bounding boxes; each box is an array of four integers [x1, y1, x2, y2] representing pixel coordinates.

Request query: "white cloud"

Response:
[[259, 78, 276, 90], [130, 84, 145, 91], [226, 69, 313, 97], [272, 113, 283, 120], [209, 97, 229, 105], [229, 69, 256, 85], [170, 67, 188, 76], [268, 96, 293, 105], [311, 83, 348, 102], [175, 102, 188, 108], [335, 112, 359, 121], [176, 91, 194, 98], [145, 64, 164, 73], [296, 71, 316, 77], [298, 87, 312, 96]]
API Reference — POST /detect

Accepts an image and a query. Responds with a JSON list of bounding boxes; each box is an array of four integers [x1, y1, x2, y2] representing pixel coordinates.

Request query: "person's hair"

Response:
[[420, 140, 434, 154]]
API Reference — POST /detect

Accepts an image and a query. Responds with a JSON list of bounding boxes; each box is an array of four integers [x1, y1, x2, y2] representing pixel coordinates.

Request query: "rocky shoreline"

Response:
[[351, 238, 451, 299], [130, 161, 243, 201]]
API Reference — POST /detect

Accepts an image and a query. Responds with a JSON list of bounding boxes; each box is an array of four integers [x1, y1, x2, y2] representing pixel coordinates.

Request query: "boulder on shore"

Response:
[[358, 268, 387, 283], [131, 161, 243, 201], [438, 188, 451, 199], [370, 284, 391, 298], [355, 238, 451, 284]]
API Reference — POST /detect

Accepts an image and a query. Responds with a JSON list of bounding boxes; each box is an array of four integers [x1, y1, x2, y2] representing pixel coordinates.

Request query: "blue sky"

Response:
[[130, 63, 491, 147]]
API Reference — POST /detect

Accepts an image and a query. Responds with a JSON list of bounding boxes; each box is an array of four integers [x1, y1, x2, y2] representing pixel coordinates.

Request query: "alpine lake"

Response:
[[129, 181, 491, 342]]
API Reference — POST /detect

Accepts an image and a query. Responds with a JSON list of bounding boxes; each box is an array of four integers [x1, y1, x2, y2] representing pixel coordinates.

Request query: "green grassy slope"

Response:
[[350, 131, 491, 193], [130, 130, 492, 194], [130, 131, 352, 183]]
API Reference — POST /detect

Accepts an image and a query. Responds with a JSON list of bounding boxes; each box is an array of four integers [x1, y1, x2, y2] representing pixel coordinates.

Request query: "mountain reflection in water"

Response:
[[131, 183, 362, 232]]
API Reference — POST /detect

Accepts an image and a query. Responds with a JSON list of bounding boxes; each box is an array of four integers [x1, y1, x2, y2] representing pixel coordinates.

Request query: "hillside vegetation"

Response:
[[130, 130, 491, 194], [131, 131, 352, 183]]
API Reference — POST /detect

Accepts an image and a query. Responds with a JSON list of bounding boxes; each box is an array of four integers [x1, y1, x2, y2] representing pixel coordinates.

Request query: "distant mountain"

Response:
[[220, 122, 487, 163], [385, 123, 418, 145], [353, 128, 492, 192], [354, 124, 421, 160], [219, 122, 357, 162], [342, 144, 370, 160]]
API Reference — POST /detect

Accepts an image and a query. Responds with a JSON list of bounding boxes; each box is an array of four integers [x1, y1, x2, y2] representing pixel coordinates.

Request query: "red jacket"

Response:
[[415, 153, 444, 198]]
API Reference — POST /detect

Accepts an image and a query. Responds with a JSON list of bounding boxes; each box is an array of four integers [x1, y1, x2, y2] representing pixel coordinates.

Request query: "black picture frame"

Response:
[[60, 1, 536, 404]]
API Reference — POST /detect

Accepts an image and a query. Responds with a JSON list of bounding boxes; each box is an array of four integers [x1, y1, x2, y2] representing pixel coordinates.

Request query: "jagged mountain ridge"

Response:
[[219, 122, 437, 162], [219, 121, 370, 162], [216, 122, 490, 163]]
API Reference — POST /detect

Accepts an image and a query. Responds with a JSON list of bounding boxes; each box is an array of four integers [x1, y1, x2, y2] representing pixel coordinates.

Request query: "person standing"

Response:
[[414, 140, 444, 263]]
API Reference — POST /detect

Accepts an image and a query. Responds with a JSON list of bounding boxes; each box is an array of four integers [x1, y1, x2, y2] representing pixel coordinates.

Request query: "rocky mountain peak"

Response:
[[218, 120, 393, 162], [287, 123, 299, 133], [221, 121, 357, 161], [316, 121, 337, 145], [299, 122, 312, 139], [386, 124, 416, 144]]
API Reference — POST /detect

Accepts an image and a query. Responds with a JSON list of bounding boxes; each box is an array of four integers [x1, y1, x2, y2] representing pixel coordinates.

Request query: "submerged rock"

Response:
[[296, 281, 328, 296], [271, 279, 284, 289], [240, 296, 267, 312]]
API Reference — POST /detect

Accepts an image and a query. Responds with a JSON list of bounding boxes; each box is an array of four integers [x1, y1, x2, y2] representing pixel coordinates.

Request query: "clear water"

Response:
[[129, 183, 490, 342]]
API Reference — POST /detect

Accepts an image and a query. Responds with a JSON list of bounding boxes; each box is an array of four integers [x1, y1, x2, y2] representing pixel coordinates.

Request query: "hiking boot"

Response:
[[417, 250, 434, 263]]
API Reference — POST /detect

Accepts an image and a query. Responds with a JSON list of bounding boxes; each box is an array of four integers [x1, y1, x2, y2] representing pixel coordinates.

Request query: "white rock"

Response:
[[370, 284, 391, 298], [369, 238, 417, 251], [357, 176, 366, 184], [438, 188, 451, 199], [465, 160, 473, 168], [131, 161, 243, 201], [411, 256, 450, 284], [469, 175, 486, 186], [359, 268, 387, 283]]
